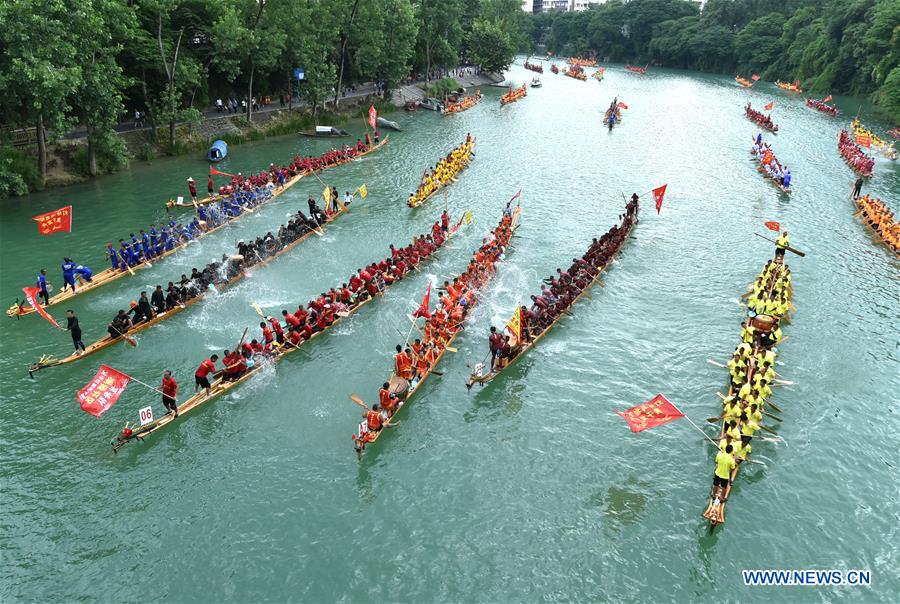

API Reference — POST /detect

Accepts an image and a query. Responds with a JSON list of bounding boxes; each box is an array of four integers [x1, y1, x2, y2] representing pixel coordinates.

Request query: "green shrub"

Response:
[[0, 147, 41, 198]]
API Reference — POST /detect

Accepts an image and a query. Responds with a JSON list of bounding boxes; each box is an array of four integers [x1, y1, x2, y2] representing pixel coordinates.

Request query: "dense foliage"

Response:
[[529, 0, 900, 119], [0, 0, 523, 196]]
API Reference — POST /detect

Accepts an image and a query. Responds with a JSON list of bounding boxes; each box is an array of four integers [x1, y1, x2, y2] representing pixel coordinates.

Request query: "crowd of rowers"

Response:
[[752, 134, 792, 189], [182, 215, 454, 402], [838, 130, 875, 176], [713, 252, 792, 495], [744, 103, 778, 131], [805, 98, 838, 115], [854, 194, 899, 252], [408, 134, 474, 206], [501, 84, 527, 103], [104, 198, 341, 341], [108, 189, 274, 273], [487, 195, 638, 371], [850, 118, 897, 159], [444, 93, 482, 114], [355, 206, 518, 444], [197, 132, 382, 199], [604, 97, 621, 127]]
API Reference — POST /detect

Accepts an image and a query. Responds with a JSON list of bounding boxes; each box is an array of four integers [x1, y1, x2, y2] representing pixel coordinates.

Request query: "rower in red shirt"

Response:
[[294, 305, 309, 324], [286, 328, 302, 347], [268, 316, 284, 344], [283, 309, 301, 329], [161, 370, 179, 416], [441, 210, 450, 232], [194, 354, 219, 396], [379, 383, 397, 414], [260, 321, 275, 350], [349, 274, 363, 292]]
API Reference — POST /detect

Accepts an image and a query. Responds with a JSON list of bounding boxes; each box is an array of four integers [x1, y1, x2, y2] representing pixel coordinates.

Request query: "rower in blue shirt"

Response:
[[140, 229, 154, 259], [756, 133, 763, 146], [74, 264, 93, 282], [36, 269, 50, 305], [149, 225, 160, 254], [781, 169, 791, 189], [106, 243, 120, 269], [608, 113, 616, 129], [61, 258, 77, 293]]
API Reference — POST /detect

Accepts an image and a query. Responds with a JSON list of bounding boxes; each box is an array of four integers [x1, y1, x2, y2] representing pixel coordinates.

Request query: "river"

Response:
[[1, 63, 898, 602]]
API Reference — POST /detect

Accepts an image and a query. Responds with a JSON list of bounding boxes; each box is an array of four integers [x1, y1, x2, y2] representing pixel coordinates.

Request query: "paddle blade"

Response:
[[444, 346, 458, 353], [350, 394, 367, 408], [125, 337, 137, 347]]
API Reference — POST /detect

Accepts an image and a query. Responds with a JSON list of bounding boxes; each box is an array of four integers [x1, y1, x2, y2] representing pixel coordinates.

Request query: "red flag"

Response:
[[210, 167, 236, 178], [616, 394, 684, 433], [510, 189, 522, 203], [21, 287, 63, 329], [822, 95, 832, 103], [856, 134, 871, 148], [32, 206, 72, 236], [751, 74, 760, 81], [617, 101, 628, 110], [413, 283, 432, 319], [77, 365, 131, 417], [764, 101, 775, 111], [652, 184, 667, 214], [764, 221, 781, 232], [368, 105, 378, 130]]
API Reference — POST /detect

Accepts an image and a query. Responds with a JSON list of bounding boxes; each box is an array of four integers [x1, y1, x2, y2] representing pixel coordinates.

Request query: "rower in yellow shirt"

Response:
[[713, 444, 737, 491]]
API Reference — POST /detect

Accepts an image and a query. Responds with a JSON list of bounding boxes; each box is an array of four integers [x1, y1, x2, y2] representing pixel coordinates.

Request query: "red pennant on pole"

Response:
[[764, 221, 781, 232], [652, 184, 667, 214], [77, 365, 132, 417], [764, 101, 775, 111], [413, 283, 432, 319], [210, 167, 237, 178], [368, 105, 378, 130], [616, 394, 684, 433], [32, 206, 72, 236], [617, 101, 629, 110], [21, 287, 63, 329], [822, 94, 832, 103]]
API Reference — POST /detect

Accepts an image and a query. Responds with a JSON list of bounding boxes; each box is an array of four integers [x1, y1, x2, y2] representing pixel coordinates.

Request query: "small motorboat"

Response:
[[418, 97, 444, 112], [530, 77, 542, 88], [376, 116, 401, 131], [300, 126, 351, 137], [207, 140, 227, 162]]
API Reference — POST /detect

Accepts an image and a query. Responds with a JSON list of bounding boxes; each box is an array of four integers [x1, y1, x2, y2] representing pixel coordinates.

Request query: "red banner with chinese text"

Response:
[[616, 394, 684, 433], [368, 105, 378, 130], [32, 206, 72, 235], [77, 365, 132, 417], [21, 287, 63, 329]]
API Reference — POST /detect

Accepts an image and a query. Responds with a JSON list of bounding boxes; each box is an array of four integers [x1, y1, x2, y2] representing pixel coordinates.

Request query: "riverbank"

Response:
[[1, 70, 502, 200], [1, 95, 392, 198]]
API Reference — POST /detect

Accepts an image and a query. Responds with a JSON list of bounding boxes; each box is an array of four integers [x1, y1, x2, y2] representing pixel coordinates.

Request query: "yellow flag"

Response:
[[322, 186, 331, 203], [507, 306, 521, 341], [358, 184, 368, 198], [464, 211, 472, 225]]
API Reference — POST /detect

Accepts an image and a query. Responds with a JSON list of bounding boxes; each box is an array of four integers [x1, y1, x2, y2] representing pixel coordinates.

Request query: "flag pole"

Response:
[[669, 401, 721, 449], [121, 371, 167, 397]]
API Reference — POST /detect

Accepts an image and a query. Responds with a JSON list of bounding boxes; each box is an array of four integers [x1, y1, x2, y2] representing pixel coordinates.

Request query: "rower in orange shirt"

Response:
[[394, 344, 414, 380], [379, 382, 398, 415]]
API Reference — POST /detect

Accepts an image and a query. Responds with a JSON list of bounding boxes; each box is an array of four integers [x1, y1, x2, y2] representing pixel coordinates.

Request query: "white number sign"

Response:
[[357, 421, 368, 439], [139, 406, 154, 426]]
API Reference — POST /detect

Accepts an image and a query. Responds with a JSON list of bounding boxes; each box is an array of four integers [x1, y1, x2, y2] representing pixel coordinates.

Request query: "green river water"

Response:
[[1, 63, 898, 603]]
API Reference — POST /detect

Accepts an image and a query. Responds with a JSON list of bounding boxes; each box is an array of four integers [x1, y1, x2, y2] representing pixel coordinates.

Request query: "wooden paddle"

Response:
[[350, 394, 368, 409], [252, 302, 266, 318], [754, 232, 806, 256], [763, 410, 782, 422], [109, 324, 138, 347]]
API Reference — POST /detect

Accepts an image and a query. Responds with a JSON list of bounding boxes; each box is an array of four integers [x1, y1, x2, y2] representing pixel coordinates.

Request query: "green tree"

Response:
[[467, 19, 516, 74], [212, 0, 286, 122], [0, 0, 83, 186], [414, 0, 464, 82]]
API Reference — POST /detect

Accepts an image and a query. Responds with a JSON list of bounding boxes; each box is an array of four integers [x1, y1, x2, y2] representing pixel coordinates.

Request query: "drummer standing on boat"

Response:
[[187, 177, 198, 202], [162, 370, 179, 417]]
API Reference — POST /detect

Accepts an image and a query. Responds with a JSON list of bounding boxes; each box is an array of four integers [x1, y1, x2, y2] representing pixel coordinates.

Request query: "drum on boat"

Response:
[[751, 314, 776, 332]]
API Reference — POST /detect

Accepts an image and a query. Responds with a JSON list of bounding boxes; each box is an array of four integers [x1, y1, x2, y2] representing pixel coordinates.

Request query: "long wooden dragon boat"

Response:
[[702, 249, 793, 527], [467, 200, 636, 388], [500, 84, 527, 106], [352, 205, 521, 457], [853, 195, 900, 255], [111, 209, 461, 453], [28, 206, 349, 374], [750, 140, 792, 194], [165, 137, 389, 209], [775, 80, 802, 94], [407, 138, 475, 208], [9, 138, 388, 320]]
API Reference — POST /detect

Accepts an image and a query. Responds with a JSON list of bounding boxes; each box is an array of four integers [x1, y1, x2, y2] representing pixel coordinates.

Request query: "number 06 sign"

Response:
[[139, 406, 154, 426]]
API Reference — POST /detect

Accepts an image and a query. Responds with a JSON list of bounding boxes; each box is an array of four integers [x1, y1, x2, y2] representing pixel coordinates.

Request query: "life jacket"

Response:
[[366, 410, 382, 431]]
